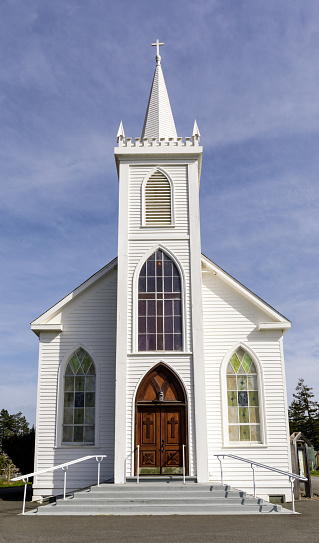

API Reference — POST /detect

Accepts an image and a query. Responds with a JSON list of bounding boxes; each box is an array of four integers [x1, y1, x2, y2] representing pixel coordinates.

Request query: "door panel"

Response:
[[137, 405, 186, 475]]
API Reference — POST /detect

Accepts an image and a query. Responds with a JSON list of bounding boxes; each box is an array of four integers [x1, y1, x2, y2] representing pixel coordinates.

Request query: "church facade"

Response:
[[31, 46, 292, 502]]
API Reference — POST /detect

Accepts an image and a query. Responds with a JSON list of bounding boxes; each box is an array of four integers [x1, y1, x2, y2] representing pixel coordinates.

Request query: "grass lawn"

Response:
[[0, 480, 32, 488], [310, 470, 319, 477]]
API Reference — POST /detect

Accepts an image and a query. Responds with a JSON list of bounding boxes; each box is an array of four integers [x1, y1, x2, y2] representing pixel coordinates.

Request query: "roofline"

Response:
[[31, 257, 118, 326], [31, 252, 290, 330], [201, 254, 291, 324]]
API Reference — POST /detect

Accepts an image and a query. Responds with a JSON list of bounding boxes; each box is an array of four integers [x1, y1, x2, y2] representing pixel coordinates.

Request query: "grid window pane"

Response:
[[138, 250, 182, 351]]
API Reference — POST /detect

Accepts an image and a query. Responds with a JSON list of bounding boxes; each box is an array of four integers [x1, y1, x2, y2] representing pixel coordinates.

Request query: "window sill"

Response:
[[129, 351, 192, 356], [140, 225, 176, 229], [221, 444, 268, 449], [55, 445, 102, 449]]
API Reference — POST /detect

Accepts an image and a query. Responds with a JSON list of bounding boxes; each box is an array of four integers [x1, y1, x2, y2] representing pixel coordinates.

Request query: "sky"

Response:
[[1, 0, 318, 427]]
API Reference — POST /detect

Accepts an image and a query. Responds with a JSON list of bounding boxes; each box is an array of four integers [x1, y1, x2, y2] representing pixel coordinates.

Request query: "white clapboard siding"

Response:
[[202, 270, 291, 498], [127, 239, 192, 353], [129, 165, 189, 235], [33, 270, 117, 498], [126, 355, 195, 477]]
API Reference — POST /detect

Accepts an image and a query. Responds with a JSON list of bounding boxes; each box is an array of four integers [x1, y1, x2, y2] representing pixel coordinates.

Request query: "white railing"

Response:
[[214, 453, 307, 514], [11, 455, 106, 515], [125, 445, 140, 484], [182, 444, 186, 484]]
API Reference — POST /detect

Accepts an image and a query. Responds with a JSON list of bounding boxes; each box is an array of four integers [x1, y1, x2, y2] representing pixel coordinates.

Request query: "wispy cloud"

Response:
[[1, 1, 318, 424]]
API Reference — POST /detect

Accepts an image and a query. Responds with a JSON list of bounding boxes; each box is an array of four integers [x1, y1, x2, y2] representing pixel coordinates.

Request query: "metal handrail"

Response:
[[182, 444, 186, 484], [214, 453, 307, 514], [125, 445, 139, 484], [11, 454, 106, 515]]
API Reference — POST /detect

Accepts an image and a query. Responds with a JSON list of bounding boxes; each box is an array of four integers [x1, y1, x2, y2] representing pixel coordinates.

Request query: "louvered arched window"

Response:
[[144, 170, 172, 226], [62, 348, 96, 444], [138, 250, 182, 351]]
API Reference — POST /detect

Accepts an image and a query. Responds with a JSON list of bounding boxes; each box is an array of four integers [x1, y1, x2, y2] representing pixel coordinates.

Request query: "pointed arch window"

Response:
[[138, 250, 182, 351], [227, 347, 261, 443], [144, 170, 172, 226], [62, 348, 96, 444]]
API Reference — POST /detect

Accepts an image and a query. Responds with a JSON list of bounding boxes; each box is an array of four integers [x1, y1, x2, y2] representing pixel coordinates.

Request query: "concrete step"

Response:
[[74, 491, 247, 499], [54, 497, 263, 506], [126, 476, 197, 484], [35, 502, 285, 515], [29, 481, 293, 516]]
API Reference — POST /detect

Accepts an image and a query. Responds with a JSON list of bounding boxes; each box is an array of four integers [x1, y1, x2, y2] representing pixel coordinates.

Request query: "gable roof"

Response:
[[31, 253, 290, 335], [31, 257, 117, 334], [201, 253, 291, 329]]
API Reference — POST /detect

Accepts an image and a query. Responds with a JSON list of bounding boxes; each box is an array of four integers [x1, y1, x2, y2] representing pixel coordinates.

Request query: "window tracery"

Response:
[[138, 250, 182, 351], [227, 347, 261, 442], [62, 348, 95, 444]]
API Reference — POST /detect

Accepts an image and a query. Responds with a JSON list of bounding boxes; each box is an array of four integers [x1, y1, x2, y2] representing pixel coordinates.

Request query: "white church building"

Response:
[[31, 44, 292, 502]]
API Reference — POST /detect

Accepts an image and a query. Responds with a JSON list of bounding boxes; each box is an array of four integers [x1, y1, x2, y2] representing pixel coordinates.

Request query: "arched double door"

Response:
[[135, 364, 188, 475]]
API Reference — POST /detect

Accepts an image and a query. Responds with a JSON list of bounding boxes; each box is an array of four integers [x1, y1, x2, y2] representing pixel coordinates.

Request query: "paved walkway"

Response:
[[1, 486, 319, 543]]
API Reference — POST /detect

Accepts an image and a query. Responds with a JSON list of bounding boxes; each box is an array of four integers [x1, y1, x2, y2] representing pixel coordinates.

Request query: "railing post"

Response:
[[22, 477, 28, 515], [217, 456, 224, 485], [62, 466, 68, 500], [96, 457, 102, 486], [137, 445, 140, 484], [182, 445, 186, 485], [251, 464, 256, 498], [290, 476, 295, 514]]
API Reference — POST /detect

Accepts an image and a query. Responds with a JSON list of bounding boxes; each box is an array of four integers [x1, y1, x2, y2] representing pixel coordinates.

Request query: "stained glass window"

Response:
[[138, 250, 182, 351], [62, 348, 96, 444], [227, 348, 261, 443]]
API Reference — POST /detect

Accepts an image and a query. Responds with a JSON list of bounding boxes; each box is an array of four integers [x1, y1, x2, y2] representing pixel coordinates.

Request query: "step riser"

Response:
[[74, 492, 246, 499], [37, 505, 281, 515], [55, 498, 263, 506]]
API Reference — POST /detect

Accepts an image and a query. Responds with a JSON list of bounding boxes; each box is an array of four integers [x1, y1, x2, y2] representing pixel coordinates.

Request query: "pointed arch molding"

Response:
[[55, 344, 100, 448], [130, 361, 190, 477], [220, 342, 267, 448], [141, 167, 175, 227], [132, 244, 187, 353]]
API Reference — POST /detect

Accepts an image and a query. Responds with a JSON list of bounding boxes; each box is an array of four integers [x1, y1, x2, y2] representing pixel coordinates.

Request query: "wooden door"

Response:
[[135, 363, 188, 476], [137, 405, 185, 475]]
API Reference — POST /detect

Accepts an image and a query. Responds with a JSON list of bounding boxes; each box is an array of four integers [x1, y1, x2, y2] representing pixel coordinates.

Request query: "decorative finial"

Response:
[[152, 39, 164, 65], [117, 121, 125, 144], [192, 119, 201, 143]]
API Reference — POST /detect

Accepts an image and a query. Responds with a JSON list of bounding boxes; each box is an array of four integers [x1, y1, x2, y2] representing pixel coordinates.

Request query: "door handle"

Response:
[[161, 439, 165, 452]]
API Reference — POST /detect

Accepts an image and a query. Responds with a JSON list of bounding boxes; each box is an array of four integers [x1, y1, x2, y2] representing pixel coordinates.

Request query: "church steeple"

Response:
[[141, 40, 177, 140]]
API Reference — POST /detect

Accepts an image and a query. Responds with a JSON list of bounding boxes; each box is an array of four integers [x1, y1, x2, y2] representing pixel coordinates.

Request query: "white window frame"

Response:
[[55, 344, 100, 448], [132, 244, 187, 353], [220, 342, 267, 448]]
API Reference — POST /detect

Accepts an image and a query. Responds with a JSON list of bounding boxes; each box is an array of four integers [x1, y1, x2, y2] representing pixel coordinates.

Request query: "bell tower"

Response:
[[113, 43, 208, 483]]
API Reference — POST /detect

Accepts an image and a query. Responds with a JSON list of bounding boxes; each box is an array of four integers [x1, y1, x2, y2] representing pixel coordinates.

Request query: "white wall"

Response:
[[33, 269, 117, 499], [202, 269, 292, 499]]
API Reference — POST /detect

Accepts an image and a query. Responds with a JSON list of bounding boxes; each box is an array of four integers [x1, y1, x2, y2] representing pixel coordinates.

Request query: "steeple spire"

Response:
[[141, 41, 177, 140]]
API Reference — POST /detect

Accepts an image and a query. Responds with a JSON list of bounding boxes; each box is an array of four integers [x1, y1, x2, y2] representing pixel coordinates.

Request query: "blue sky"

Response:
[[1, 0, 318, 426]]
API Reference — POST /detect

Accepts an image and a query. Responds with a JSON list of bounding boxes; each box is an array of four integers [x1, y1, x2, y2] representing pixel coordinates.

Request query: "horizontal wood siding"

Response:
[[126, 355, 195, 476], [129, 165, 189, 235], [202, 270, 291, 497], [33, 270, 117, 497]]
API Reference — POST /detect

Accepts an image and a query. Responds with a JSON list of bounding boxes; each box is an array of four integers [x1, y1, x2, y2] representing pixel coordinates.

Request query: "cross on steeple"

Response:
[[152, 39, 164, 57]]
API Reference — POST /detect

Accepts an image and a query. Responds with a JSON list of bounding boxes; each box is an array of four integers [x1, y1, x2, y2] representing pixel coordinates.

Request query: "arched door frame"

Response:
[[134, 362, 189, 476]]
